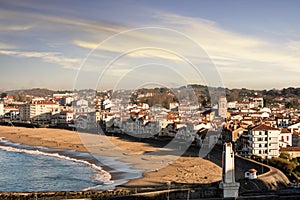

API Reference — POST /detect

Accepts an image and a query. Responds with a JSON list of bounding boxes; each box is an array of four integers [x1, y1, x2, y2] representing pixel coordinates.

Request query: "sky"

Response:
[[1, 0, 300, 91]]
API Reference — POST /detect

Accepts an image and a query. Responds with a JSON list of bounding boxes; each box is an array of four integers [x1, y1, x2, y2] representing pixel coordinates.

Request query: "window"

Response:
[[259, 150, 262, 154], [259, 144, 262, 148], [281, 136, 284, 141], [286, 136, 289, 141], [264, 150, 268, 154], [265, 144, 267, 147]]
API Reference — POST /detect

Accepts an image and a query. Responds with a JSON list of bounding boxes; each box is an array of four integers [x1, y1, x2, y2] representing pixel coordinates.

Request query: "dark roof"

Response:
[[250, 124, 280, 131]]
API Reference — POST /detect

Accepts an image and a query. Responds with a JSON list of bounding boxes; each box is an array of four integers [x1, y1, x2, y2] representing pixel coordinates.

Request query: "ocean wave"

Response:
[[0, 144, 112, 184]]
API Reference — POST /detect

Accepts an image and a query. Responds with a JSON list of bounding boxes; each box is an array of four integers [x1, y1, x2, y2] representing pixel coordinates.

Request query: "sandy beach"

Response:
[[0, 125, 222, 187]]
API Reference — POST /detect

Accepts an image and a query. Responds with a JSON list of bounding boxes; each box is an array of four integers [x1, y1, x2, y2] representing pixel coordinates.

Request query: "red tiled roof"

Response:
[[247, 168, 257, 173], [250, 124, 280, 131], [32, 101, 58, 105], [280, 147, 300, 152], [280, 128, 291, 134]]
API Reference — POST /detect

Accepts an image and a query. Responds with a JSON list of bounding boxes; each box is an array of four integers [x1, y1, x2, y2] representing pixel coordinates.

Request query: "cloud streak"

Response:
[[0, 50, 80, 70], [1, 2, 300, 89]]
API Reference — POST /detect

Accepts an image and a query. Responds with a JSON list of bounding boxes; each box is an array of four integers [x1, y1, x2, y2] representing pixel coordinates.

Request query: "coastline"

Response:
[[0, 125, 222, 189]]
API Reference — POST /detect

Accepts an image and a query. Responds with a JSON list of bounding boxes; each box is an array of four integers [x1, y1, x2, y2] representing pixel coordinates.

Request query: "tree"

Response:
[[1, 92, 7, 98], [279, 151, 291, 160]]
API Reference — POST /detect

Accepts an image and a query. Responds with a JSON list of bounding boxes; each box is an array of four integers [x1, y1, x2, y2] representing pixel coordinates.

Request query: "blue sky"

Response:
[[1, 0, 300, 90]]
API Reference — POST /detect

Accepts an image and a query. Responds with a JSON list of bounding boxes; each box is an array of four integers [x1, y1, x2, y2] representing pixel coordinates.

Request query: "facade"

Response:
[[3, 106, 19, 120], [245, 169, 257, 179], [248, 124, 280, 158], [288, 122, 300, 133], [19, 101, 60, 123], [279, 128, 292, 147], [218, 96, 227, 118], [0, 102, 4, 117], [253, 97, 264, 108], [52, 111, 74, 125]]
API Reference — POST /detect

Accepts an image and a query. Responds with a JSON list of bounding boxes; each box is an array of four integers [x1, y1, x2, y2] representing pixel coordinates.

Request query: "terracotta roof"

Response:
[[280, 128, 291, 134], [32, 101, 58, 105], [247, 168, 257, 173], [280, 147, 300, 152], [250, 124, 280, 131]]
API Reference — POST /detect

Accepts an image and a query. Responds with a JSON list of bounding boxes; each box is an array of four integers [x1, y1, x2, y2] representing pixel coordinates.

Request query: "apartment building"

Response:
[[19, 101, 60, 123], [248, 124, 280, 158]]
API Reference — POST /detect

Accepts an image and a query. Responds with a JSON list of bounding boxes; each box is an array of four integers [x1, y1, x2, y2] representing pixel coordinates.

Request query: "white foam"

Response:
[[0, 144, 112, 183]]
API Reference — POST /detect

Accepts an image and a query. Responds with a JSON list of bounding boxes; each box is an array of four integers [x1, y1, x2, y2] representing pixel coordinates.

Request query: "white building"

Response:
[[52, 111, 74, 125], [248, 124, 280, 158], [245, 168, 258, 179], [227, 101, 237, 109], [218, 96, 227, 118], [0, 102, 4, 117], [253, 97, 264, 108], [279, 128, 292, 148], [288, 122, 300, 133], [3, 106, 19, 120], [19, 101, 60, 123]]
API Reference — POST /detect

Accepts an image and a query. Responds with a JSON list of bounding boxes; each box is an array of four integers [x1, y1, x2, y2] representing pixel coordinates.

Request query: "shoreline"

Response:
[[0, 125, 222, 190]]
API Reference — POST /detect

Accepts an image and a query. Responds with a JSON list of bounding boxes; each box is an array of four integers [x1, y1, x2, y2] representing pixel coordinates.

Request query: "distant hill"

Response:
[[4, 85, 300, 108], [7, 88, 56, 97]]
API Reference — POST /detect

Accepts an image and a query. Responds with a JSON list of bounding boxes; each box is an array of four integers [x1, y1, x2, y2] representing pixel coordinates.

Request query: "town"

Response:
[[1, 86, 300, 181]]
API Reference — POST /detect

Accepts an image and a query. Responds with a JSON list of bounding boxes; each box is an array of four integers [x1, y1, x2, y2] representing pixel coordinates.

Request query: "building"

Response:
[[3, 106, 19, 120], [245, 169, 257, 179], [0, 102, 4, 117], [52, 111, 74, 125], [288, 122, 300, 133], [253, 97, 264, 108], [248, 124, 280, 158], [19, 101, 60, 123], [218, 96, 227, 118], [279, 128, 292, 147]]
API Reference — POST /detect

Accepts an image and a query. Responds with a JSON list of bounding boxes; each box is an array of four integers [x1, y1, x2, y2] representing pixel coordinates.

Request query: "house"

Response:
[[3, 95, 14, 104], [279, 128, 292, 148], [0, 102, 4, 117], [52, 111, 74, 126], [245, 169, 258, 179], [292, 132, 300, 147], [280, 147, 300, 159], [253, 97, 264, 108], [248, 124, 280, 158], [3, 106, 19, 120], [288, 122, 300, 133], [75, 115, 88, 129]]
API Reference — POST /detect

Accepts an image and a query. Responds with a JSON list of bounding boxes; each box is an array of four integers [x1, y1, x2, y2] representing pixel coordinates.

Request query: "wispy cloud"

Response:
[[0, 50, 80, 70], [0, 42, 17, 49], [1, 1, 299, 89]]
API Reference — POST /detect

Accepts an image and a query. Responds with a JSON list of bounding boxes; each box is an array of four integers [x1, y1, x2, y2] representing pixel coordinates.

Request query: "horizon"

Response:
[[3, 84, 300, 94], [1, 1, 300, 90]]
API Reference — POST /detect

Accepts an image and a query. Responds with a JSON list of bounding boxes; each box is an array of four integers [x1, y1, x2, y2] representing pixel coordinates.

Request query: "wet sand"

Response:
[[0, 125, 222, 187]]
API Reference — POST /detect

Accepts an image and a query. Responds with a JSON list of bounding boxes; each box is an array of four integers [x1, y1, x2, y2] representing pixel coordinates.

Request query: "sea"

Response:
[[0, 138, 142, 192]]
